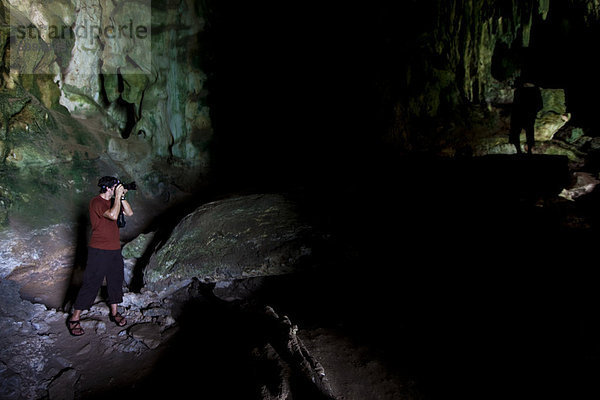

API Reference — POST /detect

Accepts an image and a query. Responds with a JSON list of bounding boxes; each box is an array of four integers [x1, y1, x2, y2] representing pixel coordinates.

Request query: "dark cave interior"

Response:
[[207, 1, 600, 181], [144, 2, 600, 399], [527, 1, 600, 131], [104, 154, 600, 400]]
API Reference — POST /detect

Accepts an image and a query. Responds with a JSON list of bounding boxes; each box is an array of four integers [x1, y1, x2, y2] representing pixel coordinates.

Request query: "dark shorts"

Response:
[[73, 247, 124, 310]]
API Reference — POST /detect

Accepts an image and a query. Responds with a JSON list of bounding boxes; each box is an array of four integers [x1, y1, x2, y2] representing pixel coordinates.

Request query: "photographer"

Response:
[[68, 176, 134, 336]]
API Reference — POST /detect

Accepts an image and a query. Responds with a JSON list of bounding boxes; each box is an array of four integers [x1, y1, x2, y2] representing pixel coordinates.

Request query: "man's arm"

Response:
[[120, 186, 133, 217], [103, 185, 124, 220], [121, 199, 133, 217]]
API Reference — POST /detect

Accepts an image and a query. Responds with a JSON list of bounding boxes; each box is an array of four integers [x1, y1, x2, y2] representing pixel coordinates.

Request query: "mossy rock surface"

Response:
[[122, 232, 155, 259], [144, 194, 316, 289], [0, 84, 106, 231]]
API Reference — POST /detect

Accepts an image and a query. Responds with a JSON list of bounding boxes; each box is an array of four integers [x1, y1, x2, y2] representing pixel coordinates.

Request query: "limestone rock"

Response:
[[5, 0, 211, 180], [2, 224, 78, 309], [128, 323, 162, 349], [0, 361, 21, 400], [99, 1, 152, 76], [122, 232, 155, 259], [559, 172, 600, 201], [535, 88, 570, 141], [47, 368, 78, 400], [213, 277, 268, 302], [0, 279, 57, 399], [144, 194, 315, 289], [58, 0, 103, 113]]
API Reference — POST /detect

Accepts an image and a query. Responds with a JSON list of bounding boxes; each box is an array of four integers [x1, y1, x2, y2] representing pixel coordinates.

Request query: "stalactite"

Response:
[[428, 0, 555, 105], [538, 0, 550, 20]]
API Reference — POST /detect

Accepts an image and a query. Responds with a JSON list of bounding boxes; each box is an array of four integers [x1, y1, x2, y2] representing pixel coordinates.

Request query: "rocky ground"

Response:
[[0, 274, 417, 400]]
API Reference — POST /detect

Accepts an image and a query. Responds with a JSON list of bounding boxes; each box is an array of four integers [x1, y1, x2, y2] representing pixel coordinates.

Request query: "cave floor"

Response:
[[45, 314, 165, 398], [43, 307, 412, 400]]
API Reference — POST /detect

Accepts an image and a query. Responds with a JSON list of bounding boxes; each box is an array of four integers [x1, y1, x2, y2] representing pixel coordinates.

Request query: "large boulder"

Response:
[[143, 194, 316, 290], [2, 224, 77, 309]]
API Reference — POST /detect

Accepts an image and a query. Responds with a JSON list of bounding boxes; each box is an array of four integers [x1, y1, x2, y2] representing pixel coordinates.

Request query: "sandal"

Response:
[[67, 319, 85, 336], [109, 312, 127, 327]]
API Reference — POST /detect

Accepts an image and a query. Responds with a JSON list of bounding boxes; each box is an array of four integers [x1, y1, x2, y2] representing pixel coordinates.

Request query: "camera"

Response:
[[119, 181, 137, 191], [115, 180, 136, 229]]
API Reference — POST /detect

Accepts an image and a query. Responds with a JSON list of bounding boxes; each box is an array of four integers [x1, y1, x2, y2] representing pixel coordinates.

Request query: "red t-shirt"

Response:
[[88, 196, 121, 250]]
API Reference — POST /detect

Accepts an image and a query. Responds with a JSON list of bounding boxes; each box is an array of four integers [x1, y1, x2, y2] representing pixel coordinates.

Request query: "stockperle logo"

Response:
[[9, 0, 152, 76]]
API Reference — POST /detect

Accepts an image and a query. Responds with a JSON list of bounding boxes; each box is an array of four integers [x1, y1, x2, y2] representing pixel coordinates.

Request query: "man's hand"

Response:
[[115, 184, 125, 199]]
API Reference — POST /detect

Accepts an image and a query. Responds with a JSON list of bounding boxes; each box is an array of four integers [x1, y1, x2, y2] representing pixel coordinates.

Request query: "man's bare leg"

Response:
[[70, 309, 82, 321]]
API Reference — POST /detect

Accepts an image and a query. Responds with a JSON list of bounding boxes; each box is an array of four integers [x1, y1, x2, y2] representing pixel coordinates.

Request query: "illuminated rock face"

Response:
[[0, 0, 212, 226], [144, 194, 317, 290], [5, 0, 209, 162], [3, 224, 77, 309], [0, 0, 211, 206]]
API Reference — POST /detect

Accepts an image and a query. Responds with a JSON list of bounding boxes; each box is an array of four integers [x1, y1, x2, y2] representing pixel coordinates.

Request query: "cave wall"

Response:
[[0, 0, 212, 234], [371, 0, 540, 151], [5, 0, 211, 167], [372, 0, 600, 152]]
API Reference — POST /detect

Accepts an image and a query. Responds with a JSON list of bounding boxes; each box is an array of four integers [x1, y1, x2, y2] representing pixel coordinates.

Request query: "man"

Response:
[[68, 176, 134, 336], [509, 78, 543, 155]]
